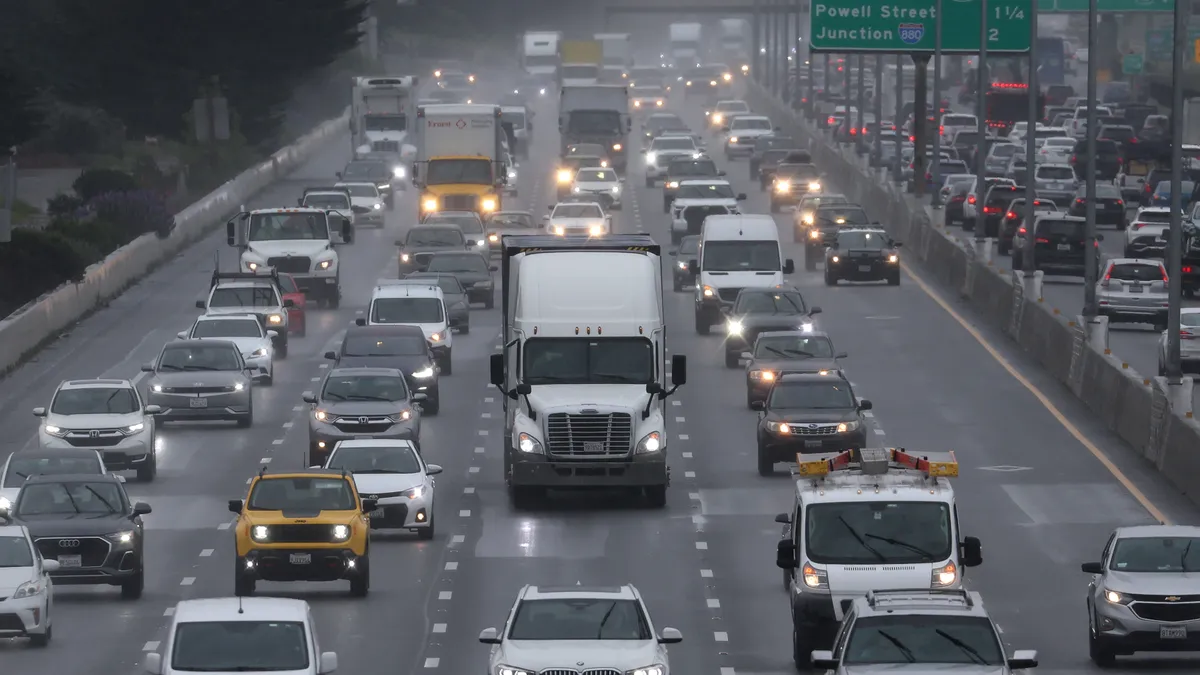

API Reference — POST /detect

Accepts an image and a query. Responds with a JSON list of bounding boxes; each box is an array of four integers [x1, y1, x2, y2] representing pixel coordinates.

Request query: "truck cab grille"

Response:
[[546, 413, 633, 457], [266, 257, 312, 274], [372, 141, 400, 152], [442, 195, 478, 211]]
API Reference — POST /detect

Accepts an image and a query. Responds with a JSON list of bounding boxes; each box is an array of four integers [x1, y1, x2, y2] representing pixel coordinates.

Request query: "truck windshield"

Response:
[[371, 298, 445, 324], [567, 111, 623, 136], [523, 337, 655, 385], [248, 213, 330, 241], [805, 502, 953, 564], [701, 240, 780, 272], [561, 65, 599, 79], [365, 114, 406, 132], [426, 158, 492, 186]]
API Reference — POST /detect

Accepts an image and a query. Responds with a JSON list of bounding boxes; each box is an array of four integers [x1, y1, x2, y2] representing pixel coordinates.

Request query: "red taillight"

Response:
[[1185, 265, 1194, 274], [1118, 157, 1124, 164], [861, 127, 867, 134], [1036, 237, 1050, 243], [940, 125, 945, 134], [1017, 226, 1027, 235], [1075, 198, 1085, 205], [984, 206, 1000, 214], [827, 116, 835, 124], [1162, 267, 1169, 282], [968, 195, 976, 204], [1116, 199, 1124, 207], [1130, 137, 1139, 143], [1095, 240, 1100, 249], [1183, 330, 1197, 339], [1069, 155, 1077, 164], [1146, 183, 1154, 193], [1006, 211, 1016, 219], [1133, 223, 1144, 230], [850, 128, 857, 135]]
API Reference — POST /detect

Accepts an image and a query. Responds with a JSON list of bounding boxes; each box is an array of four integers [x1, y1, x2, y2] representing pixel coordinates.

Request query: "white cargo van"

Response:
[[691, 214, 793, 334]]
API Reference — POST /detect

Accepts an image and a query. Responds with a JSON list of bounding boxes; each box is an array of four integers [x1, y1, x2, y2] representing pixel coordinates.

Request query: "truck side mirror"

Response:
[[489, 353, 504, 387], [961, 536, 983, 567], [225, 220, 238, 247], [670, 354, 687, 386], [776, 540, 798, 569], [342, 219, 354, 244]]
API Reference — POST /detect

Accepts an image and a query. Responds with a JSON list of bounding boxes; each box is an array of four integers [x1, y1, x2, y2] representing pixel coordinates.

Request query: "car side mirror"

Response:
[[228, 499, 244, 514], [811, 650, 838, 670], [737, 193, 747, 200], [32, 407, 46, 417], [1008, 650, 1038, 671], [318, 652, 339, 675], [175, 331, 187, 339], [776, 539, 798, 569], [894, 242, 904, 247], [1080, 561, 1104, 574], [669, 250, 678, 256], [688, 258, 698, 270], [412, 392, 428, 402], [144, 405, 163, 415], [360, 498, 378, 513], [775, 512, 791, 524], [267, 330, 279, 338], [133, 501, 152, 515], [302, 392, 317, 404], [542, 215, 550, 222], [479, 627, 502, 644], [144, 653, 163, 675], [355, 317, 366, 326], [740, 351, 751, 361], [670, 354, 687, 386], [324, 351, 337, 360], [427, 464, 443, 475], [783, 259, 795, 274], [836, 352, 848, 359], [658, 627, 683, 644], [962, 536, 983, 567], [283, 298, 295, 308], [858, 399, 873, 411], [750, 400, 765, 411], [721, 126, 730, 132], [42, 559, 61, 573], [195, 299, 206, 309], [809, 306, 822, 316], [141, 362, 155, 372]]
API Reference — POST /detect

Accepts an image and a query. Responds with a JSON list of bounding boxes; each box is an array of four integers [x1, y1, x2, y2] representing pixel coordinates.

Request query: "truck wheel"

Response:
[[277, 341, 288, 359], [662, 199, 671, 213], [805, 246, 818, 271], [824, 271, 837, 286], [327, 291, 340, 309], [770, 201, 780, 214], [758, 446, 774, 476], [888, 273, 901, 286], [724, 350, 739, 368], [792, 624, 814, 670], [645, 485, 667, 508]]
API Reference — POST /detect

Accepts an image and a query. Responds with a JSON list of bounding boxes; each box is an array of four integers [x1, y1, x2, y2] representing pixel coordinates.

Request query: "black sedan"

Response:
[[740, 330, 846, 408], [11, 473, 150, 598], [803, 205, 871, 269], [722, 288, 822, 368], [1067, 183, 1127, 230], [326, 324, 441, 414], [751, 372, 871, 475], [396, 226, 470, 275], [422, 251, 497, 308], [670, 235, 700, 292], [824, 228, 902, 286]]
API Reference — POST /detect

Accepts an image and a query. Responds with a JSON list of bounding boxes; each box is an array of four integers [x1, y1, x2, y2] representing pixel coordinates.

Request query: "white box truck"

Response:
[[489, 234, 687, 509], [559, 84, 631, 170], [413, 104, 506, 219], [522, 31, 561, 82], [669, 22, 703, 66]]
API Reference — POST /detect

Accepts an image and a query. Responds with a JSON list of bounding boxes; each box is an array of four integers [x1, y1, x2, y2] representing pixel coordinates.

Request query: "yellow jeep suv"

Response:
[[228, 469, 375, 597]]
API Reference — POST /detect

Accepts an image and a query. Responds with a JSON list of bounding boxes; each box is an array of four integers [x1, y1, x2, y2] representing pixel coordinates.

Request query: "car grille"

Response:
[[35, 536, 111, 567], [788, 423, 841, 435], [717, 287, 743, 302], [267, 257, 311, 274], [0, 613, 23, 631], [1131, 601, 1200, 622], [372, 140, 400, 152], [542, 670, 622, 675], [62, 428, 125, 448], [442, 195, 477, 211], [269, 524, 338, 543], [546, 412, 633, 456], [162, 385, 237, 395], [333, 416, 395, 433]]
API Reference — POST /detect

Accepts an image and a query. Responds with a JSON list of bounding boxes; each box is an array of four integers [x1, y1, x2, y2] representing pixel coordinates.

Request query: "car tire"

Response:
[[418, 514, 435, 540], [747, 392, 758, 410], [261, 374, 273, 386], [725, 351, 739, 368], [694, 311, 711, 335], [237, 409, 253, 428], [424, 396, 440, 416], [645, 485, 667, 508], [770, 201, 780, 213], [888, 273, 901, 286], [349, 555, 370, 597], [509, 485, 543, 510], [1088, 623, 1117, 667], [328, 293, 340, 309], [792, 624, 814, 670], [29, 624, 51, 647], [805, 247, 819, 271], [136, 455, 157, 483], [758, 446, 774, 476], [121, 569, 145, 600], [485, 296, 495, 310], [662, 199, 671, 213], [277, 341, 288, 359], [673, 278, 682, 292], [824, 271, 837, 286], [645, 177, 655, 188]]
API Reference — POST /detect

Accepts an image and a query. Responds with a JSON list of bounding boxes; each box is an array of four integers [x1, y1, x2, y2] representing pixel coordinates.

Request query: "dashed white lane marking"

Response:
[[708, 598, 721, 609], [282, 421, 293, 428], [481, 412, 492, 418], [445, 562, 458, 570], [484, 397, 495, 403], [475, 447, 485, 454], [675, 416, 686, 423], [260, 457, 272, 464], [701, 569, 714, 578], [478, 430, 488, 436], [438, 591, 453, 600], [721, 668, 736, 675], [163, 607, 175, 617], [245, 477, 253, 484], [459, 510, 471, 517], [696, 541, 709, 550], [451, 535, 466, 544], [862, 411, 874, 418], [678, 434, 690, 440], [310, 377, 320, 381], [319, 363, 329, 369], [468, 467, 480, 474], [685, 471, 696, 478], [433, 623, 447, 633], [463, 487, 475, 495], [180, 577, 196, 586], [217, 522, 232, 530], [293, 405, 303, 412], [689, 492, 700, 500], [143, 641, 160, 651], [200, 548, 214, 557], [272, 439, 284, 445], [714, 631, 729, 642], [425, 658, 440, 668], [682, 451, 693, 458], [671, 400, 682, 406], [876, 429, 886, 436]]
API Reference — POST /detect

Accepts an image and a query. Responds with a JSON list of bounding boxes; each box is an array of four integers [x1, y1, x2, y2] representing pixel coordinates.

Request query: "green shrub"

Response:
[[0, 229, 90, 316], [73, 168, 137, 202]]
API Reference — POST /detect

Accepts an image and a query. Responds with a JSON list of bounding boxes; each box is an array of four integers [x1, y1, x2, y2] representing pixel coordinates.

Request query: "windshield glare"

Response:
[[160, 344, 241, 372], [193, 319, 262, 339], [578, 169, 617, 182], [343, 163, 387, 180], [329, 445, 421, 474], [677, 184, 734, 199], [736, 292, 807, 314], [303, 195, 349, 209], [843, 615, 1004, 666], [370, 297, 445, 324], [248, 213, 329, 241], [16, 481, 124, 515], [4, 456, 102, 487], [408, 228, 465, 247], [702, 241, 780, 272], [426, 159, 492, 186], [769, 381, 854, 408], [553, 204, 604, 219], [0, 535, 34, 568], [322, 375, 409, 402], [567, 111, 622, 135], [508, 599, 651, 640], [670, 161, 718, 176], [209, 287, 278, 308], [426, 254, 489, 274], [170, 621, 309, 672], [343, 334, 427, 357], [51, 387, 138, 415], [807, 502, 953, 564], [248, 477, 355, 511], [523, 338, 654, 385], [754, 336, 833, 359]]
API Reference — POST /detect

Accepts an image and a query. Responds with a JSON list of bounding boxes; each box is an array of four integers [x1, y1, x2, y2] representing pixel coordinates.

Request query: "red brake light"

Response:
[[1162, 266, 1169, 282], [1131, 137, 1139, 143], [828, 116, 835, 124], [968, 195, 976, 204], [1094, 240, 1100, 249], [1117, 157, 1124, 164], [850, 128, 857, 135], [1017, 226, 1027, 235], [1036, 237, 1050, 243], [940, 125, 945, 134], [1133, 223, 1144, 230], [1075, 198, 1085, 205], [1116, 199, 1123, 207], [1146, 183, 1154, 193], [1183, 330, 1196, 339], [1006, 211, 1016, 219], [1069, 155, 1076, 164], [1185, 266, 1194, 274], [909, 135, 916, 142], [984, 206, 1000, 214], [861, 127, 867, 134]]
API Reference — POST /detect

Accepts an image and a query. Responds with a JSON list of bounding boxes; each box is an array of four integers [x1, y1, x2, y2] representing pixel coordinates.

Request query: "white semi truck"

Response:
[[489, 234, 687, 509], [718, 18, 751, 68], [350, 76, 417, 163], [669, 22, 703, 66], [559, 84, 631, 171], [522, 31, 561, 82]]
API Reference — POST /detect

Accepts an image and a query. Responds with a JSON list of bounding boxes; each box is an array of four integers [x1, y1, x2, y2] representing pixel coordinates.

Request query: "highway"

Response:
[[3, 79, 1198, 675]]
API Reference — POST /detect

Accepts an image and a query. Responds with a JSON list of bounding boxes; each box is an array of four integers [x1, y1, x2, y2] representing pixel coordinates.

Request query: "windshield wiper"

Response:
[[62, 489, 82, 514], [525, 375, 573, 383], [783, 349, 819, 358], [83, 485, 119, 514], [592, 373, 645, 383], [158, 364, 184, 371], [838, 515, 887, 562], [864, 533, 937, 560], [180, 365, 221, 371], [876, 630, 917, 663], [344, 394, 394, 402], [595, 601, 618, 639], [934, 629, 989, 665]]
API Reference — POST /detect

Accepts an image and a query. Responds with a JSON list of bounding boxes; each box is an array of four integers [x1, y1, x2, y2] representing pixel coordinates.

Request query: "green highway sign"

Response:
[[810, 0, 1031, 54], [1122, 53, 1144, 74], [1038, 0, 1173, 11]]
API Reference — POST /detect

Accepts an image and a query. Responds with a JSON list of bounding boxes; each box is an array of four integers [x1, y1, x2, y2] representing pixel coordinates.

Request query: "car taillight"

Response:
[[968, 195, 976, 204], [828, 116, 835, 124], [984, 206, 1000, 214], [1133, 222, 1144, 230], [1116, 199, 1124, 207], [940, 125, 945, 134], [1017, 226, 1027, 235], [1130, 137, 1139, 143], [861, 127, 868, 134], [909, 135, 916, 142], [850, 127, 857, 135], [1075, 198, 1085, 206], [1145, 183, 1154, 193], [1095, 240, 1100, 248], [1183, 330, 1197, 339], [1006, 211, 1016, 219], [1117, 157, 1124, 164], [1036, 237, 1050, 243], [1185, 265, 1194, 274]]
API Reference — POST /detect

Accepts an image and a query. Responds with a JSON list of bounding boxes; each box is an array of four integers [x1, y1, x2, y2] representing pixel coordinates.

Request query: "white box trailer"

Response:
[[522, 31, 561, 78], [351, 76, 417, 159]]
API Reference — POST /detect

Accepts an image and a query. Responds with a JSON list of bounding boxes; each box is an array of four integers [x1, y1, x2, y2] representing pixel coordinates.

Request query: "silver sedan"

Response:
[[142, 340, 254, 427]]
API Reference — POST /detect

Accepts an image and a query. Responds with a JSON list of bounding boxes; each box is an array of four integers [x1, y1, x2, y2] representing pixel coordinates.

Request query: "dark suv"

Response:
[[751, 372, 871, 476], [663, 158, 723, 211], [1070, 138, 1122, 181], [998, 197, 1058, 256], [1067, 183, 1127, 229], [721, 288, 822, 368], [749, 137, 802, 178], [981, 184, 1028, 237], [1012, 214, 1102, 276]]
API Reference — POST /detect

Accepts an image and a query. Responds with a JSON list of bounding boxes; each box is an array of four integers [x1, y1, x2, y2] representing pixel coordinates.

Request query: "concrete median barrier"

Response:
[[743, 80, 1200, 509], [0, 109, 350, 375]]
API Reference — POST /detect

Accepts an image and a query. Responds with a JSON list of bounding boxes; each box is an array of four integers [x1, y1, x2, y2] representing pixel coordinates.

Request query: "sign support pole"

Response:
[[1023, 1, 1039, 272], [931, 0, 944, 208], [1166, 0, 1187, 382], [1083, 0, 1099, 318], [973, 0, 990, 241]]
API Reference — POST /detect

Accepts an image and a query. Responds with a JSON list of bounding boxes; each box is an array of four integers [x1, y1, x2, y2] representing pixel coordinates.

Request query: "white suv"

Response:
[[364, 281, 453, 374], [479, 585, 682, 675], [33, 379, 160, 482]]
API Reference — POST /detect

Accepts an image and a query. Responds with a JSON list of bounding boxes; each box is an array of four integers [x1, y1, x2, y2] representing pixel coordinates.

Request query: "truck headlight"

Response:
[[517, 432, 544, 454], [634, 100, 642, 108], [422, 198, 438, 212], [267, 314, 283, 325], [808, 181, 821, 191], [488, 233, 499, 242], [802, 562, 829, 589], [645, 152, 657, 165], [667, 181, 679, 189], [393, 166, 405, 178], [713, 114, 724, 124], [931, 561, 958, 587], [554, 226, 565, 235], [556, 169, 572, 183], [252, 525, 270, 542], [429, 332, 443, 342], [775, 181, 790, 193], [331, 525, 350, 541], [318, 260, 332, 269], [589, 225, 604, 236], [635, 432, 662, 454], [611, 186, 620, 194], [750, 370, 775, 381], [729, 136, 739, 144], [401, 253, 411, 262], [572, 186, 581, 193], [701, 285, 715, 298], [726, 320, 743, 334], [612, 143, 622, 151], [809, 229, 820, 239], [888, 254, 899, 263], [482, 198, 497, 211], [246, 262, 260, 271]]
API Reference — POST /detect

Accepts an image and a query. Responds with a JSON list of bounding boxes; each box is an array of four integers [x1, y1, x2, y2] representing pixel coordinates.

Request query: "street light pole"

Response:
[[1166, 0, 1187, 382], [972, 0, 989, 240], [1083, 0, 1099, 317], [931, 0, 944, 208], [1023, 0, 1039, 272], [873, 54, 883, 166], [894, 54, 903, 182], [856, 55, 866, 155]]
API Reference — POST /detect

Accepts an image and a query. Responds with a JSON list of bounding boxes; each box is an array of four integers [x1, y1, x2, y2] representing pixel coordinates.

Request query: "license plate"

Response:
[[583, 441, 605, 453], [1130, 284, 1144, 292], [57, 554, 81, 568], [289, 553, 311, 565], [190, 398, 208, 408], [370, 509, 385, 518], [804, 440, 823, 449], [1057, 244, 1071, 251], [858, 265, 872, 272], [1161, 626, 1187, 639]]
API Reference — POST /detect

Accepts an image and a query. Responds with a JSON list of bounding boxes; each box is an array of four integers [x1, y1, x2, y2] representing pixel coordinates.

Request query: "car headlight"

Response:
[[151, 383, 163, 392], [831, 255, 840, 263], [556, 169, 572, 183], [499, 667, 533, 675], [482, 198, 497, 211], [931, 561, 958, 587], [750, 370, 776, 381], [0, 496, 10, 511], [314, 410, 330, 422], [729, 136, 739, 144], [393, 166, 405, 178], [401, 253, 411, 262], [802, 562, 829, 589], [331, 524, 350, 541], [803, 213, 815, 224], [589, 225, 604, 236], [412, 366, 435, 379], [107, 530, 135, 544], [686, 80, 693, 86], [726, 320, 743, 334], [488, 233, 499, 242], [397, 409, 413, 421], [646, 152, 657, 164], [233, 382, 245, 392], [124, 423, 144, 435], [888, 254, 899, 263], [517, 432, 544, 454], [508, 170, 517, 179], [677, 261, 688, 270], [246, 261, 260, 271], [429, 332, 443, 342], [373, 202, 383, 210], [667, 181, 679, 189], [723, 73, 733, 81], [808, 182, 821, 191], [318, 259, 333, 270], [553, 226, 565, 235], [767, 421, 792, 434], [248, 348, 267, 358], [800, 322, 814, 332], [401, 486, 425, 500], [611, 186, 620, 194], [12, 578, 46, 599], [702, 285, 715, 298], [1104, 588, 1132, 605], [713, 114, 724, 124], [572, 186, 581, 193], [612, 143, 622, 151], [267, 314, 284, 325], [629, 667, 665, 675], [656, 100, 663, 107], [776, 181, 790, 193], [422, 197, 438, 212], [600, 160, 609, 168], [634, 100, 642, 107], [836, 421, 860, 433], [635, 432, 663, 454], [252, 525, 270, 542], [539, 88, 546, 95], [709, 80, 717, 86]]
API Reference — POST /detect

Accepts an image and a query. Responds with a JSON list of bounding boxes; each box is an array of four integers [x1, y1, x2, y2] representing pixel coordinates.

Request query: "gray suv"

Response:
[[304, 367, 425, 466]]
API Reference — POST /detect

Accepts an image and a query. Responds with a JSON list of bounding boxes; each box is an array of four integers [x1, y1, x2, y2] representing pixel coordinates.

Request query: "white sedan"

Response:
[[544, 200, 611, 237], [178, 313, 276, 384], [336, 182, 386, 225], [322, 439, 441, 539], [1038, 136, 1075, 163], [0, 520, 57, 645], [570, 167, 623, 210]]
